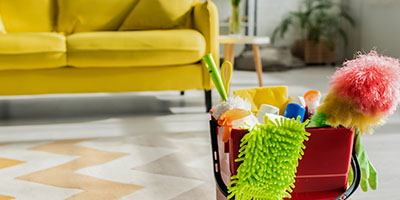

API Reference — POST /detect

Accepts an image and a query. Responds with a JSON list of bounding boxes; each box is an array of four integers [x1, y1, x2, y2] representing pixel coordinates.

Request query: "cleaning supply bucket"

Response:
[[210, 119, 361, 200]]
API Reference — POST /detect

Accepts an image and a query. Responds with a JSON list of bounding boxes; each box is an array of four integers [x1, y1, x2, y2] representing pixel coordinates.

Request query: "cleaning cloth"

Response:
[[233, 86, 288, 115]]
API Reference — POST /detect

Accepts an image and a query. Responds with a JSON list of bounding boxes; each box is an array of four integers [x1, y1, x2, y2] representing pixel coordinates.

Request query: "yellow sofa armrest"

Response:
[[193, 0, 219, 90], [0, 12, 6, 34]]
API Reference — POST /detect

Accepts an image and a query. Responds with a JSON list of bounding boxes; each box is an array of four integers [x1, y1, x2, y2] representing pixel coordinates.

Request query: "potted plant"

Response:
[[271, 0, 355, 64]]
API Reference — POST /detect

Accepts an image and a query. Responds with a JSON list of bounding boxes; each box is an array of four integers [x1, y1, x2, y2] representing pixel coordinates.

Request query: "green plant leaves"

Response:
[[338, 28, 348, 46], [271, 0, 355, 45], [231, 0, 241, 7], [271, 16, 293, 44], [341, 10, 356, 27]]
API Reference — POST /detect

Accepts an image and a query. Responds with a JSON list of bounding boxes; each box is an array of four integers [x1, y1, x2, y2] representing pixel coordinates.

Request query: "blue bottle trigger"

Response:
[[284, 103, 306, 122]]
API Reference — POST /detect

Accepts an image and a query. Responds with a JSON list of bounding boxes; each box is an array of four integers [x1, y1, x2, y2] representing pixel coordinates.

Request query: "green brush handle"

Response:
[[203, 54, 228, 101]]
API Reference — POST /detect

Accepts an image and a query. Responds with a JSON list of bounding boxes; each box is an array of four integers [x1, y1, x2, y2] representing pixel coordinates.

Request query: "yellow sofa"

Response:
[[0, 0, 219, 111]]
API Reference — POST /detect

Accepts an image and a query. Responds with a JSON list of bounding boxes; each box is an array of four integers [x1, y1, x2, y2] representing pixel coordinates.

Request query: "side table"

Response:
[[219, 35, 270, 87]]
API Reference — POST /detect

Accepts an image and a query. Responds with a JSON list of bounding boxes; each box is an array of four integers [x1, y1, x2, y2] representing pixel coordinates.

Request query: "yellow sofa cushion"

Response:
[[67, 29, 206, 68], [57, 0, 139, 35], [0, 33, 66, 70], [0, 13, 5, 34], [0, 0, 56, 32], [119, 0, 198, 31]]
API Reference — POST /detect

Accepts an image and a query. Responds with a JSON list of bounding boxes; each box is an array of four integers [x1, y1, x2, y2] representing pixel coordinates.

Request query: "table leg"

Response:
[[224, 44, 235, 66], [223, 44, 235, 82], [252, 44, 263, 87], [223, 44, 230, 63], [228, 44, 235, 66]]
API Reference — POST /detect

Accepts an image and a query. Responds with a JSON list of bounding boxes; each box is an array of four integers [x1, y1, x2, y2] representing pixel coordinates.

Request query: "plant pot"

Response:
[[294, 40, 336, 64]]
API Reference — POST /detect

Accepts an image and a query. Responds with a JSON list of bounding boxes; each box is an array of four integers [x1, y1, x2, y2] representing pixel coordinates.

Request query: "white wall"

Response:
[[256, 0, 301, 46], [347, 0, 400, 58]]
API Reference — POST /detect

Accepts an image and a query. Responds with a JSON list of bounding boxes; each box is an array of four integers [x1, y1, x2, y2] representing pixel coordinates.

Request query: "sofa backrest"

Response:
[[0, 0, 56, 32], [0, 0, 199, 34], [119, 0, 199, 31], [57, 0, 140, 34]]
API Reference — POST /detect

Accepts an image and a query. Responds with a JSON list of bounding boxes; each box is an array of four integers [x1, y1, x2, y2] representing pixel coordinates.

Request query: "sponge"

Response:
[[233, 86, 288, 115], [228, 117, 310, 200]]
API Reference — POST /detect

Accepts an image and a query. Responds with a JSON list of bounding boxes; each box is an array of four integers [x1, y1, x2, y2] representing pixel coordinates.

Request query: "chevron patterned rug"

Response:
[[0, 133, 214, 200]]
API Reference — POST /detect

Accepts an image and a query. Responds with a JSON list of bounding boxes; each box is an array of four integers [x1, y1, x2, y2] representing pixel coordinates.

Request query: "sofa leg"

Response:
[[180, 91, 185, 96], [205, 90, 212, 113], [0, 101, 10, 120]]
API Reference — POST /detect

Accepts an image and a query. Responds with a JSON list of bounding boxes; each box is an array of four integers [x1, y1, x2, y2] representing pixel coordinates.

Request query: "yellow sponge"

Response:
[[233, 86, 288, 115]]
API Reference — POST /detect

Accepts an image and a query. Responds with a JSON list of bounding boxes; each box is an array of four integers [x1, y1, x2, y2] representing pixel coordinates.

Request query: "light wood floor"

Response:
[[0, 67, 399, 199]]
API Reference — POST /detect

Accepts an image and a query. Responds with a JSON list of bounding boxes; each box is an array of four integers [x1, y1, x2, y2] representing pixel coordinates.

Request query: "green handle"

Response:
[[203, 54, 228, 101]]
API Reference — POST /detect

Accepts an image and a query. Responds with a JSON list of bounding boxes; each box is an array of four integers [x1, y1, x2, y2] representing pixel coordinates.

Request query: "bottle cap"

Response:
[[256, 104, 280, 123], [284, 103, 306, 122]]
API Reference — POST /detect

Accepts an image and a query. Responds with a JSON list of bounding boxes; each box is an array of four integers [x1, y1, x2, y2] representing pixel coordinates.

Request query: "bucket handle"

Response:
[[209, 120, 361, 200]]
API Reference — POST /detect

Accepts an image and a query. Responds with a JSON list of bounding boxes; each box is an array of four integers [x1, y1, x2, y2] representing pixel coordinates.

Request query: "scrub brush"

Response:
[[228, 117, 310, 200]]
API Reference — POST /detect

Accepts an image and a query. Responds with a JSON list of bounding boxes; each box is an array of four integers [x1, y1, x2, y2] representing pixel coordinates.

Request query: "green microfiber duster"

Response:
[[228, 117, 310, 200]]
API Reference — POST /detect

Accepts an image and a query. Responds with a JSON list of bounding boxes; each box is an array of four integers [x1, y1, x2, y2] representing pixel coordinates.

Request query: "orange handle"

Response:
[[218, 108, 252, 143], [222, 126, 232, 143]]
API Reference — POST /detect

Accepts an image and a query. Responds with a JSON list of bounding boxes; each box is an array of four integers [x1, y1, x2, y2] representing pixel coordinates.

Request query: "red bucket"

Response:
[[211, 120, 358, 200]]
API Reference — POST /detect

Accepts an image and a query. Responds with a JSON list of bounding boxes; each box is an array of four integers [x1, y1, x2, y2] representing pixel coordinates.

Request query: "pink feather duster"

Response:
[[331, 50, 400, 117]]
